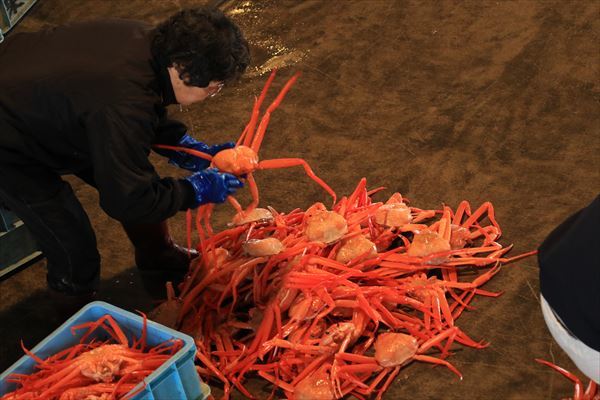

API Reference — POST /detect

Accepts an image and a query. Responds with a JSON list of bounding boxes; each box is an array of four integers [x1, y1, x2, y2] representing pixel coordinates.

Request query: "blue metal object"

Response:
[[0, 207, 19, 232], [0, 0, 38, 43], [0, 207, 42, 277], [0, 301, 210, 399]]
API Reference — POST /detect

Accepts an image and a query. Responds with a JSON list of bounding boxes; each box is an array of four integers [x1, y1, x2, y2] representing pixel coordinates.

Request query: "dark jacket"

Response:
[[538, 195, 600, 351], [0, 19, 194, 223]]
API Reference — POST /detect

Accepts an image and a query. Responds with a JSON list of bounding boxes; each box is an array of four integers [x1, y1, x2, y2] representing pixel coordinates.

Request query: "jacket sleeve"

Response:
[[85, 103, 194, 223], [153, 106, 188, 145]]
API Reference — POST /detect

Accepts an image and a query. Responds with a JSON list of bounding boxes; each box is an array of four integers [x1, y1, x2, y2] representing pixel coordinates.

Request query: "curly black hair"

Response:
[[151, 7, 250, 87]]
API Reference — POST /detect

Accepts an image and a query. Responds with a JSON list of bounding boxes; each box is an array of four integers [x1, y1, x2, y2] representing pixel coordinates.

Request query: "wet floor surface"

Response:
[[1, 0, 599, 398]]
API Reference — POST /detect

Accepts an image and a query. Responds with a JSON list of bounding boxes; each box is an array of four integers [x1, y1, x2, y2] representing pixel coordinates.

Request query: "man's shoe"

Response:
[[122, 220, 198, 273], [135, 242, 198, 274], [135, 242, 198, 298], [47, 275, 98, 296]]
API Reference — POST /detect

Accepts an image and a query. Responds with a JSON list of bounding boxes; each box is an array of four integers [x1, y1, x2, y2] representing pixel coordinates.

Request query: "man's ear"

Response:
[[168, 67, 185, 96]]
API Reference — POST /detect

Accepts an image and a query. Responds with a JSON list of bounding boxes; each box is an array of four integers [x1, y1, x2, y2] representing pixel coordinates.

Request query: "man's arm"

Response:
[[152, 108, 235, 172], [85, 104, 195, 224]]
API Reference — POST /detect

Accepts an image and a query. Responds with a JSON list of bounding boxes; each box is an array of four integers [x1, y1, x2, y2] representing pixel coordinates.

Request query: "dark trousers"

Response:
[[0, 163, 100, 294]]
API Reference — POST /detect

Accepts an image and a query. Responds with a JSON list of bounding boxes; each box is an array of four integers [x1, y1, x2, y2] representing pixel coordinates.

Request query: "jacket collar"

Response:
[[151, 54, 177, 106]]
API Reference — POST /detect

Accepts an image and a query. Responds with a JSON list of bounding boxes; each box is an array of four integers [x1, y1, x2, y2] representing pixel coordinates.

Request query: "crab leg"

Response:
[[461, 201, 500, 232], [452, 200, 471, 225], [536, 359, 585, 399], [241, 69, 278, 147], [245, 172, 260, 213], [258, 158, 336, 204], [250, 72, 301, 153]]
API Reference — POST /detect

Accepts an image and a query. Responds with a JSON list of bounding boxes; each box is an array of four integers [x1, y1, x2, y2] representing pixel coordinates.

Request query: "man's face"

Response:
[[168, 67, 223, 106]]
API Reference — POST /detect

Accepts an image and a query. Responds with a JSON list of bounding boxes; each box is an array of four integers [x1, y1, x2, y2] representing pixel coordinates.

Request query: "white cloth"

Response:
[[540, 294, 600, 383]]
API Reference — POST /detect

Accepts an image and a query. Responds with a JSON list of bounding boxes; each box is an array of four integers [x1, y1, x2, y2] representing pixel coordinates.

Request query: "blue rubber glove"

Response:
[[168, 134, 235, 172], [184, 168, 244, 207]]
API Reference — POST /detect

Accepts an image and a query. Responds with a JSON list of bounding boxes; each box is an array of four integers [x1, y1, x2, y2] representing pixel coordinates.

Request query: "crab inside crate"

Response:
[[0, 301, 210, 400]]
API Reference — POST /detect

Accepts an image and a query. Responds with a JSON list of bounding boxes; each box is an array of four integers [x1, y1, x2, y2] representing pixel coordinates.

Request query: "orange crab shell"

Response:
[[335, 235, 377, 264], [374, 202, 412, 227], [304, 211, 348, 244], [449, 224, 470, 249], [407, 230, 451, 258], [294, 369, 335, 400], [231, 207, 274, 226], [374, 332, 419, 367], [242, 237, 284, 257], [211, 145, 259, 175]]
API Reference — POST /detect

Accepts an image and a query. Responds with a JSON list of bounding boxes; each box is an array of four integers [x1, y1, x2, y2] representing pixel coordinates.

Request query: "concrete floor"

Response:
[[1, 0, 599, 399]]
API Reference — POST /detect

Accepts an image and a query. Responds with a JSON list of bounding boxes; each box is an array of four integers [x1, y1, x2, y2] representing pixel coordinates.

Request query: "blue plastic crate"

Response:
[[0, 301, 210, 400]]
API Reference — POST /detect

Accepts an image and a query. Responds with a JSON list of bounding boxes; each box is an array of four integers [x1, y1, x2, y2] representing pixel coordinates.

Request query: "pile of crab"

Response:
[[154, 178, 534, 400], [149, 70, 535, 399]]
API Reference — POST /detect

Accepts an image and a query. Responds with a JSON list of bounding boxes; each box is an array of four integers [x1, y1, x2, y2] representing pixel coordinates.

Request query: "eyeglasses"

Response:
[[208, 82, 224, 98]]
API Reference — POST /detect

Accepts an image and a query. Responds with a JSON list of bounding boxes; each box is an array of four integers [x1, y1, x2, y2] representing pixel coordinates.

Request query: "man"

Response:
[[538, 195, 600, 383], [0, 7, 249, 298]]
